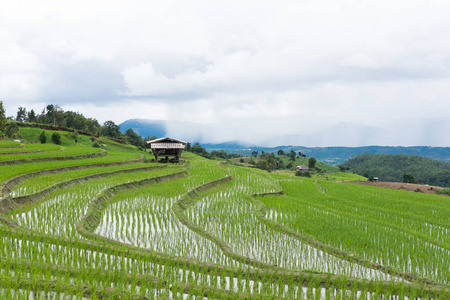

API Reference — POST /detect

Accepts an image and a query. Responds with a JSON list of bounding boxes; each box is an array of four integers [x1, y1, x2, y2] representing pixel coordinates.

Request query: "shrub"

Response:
[[296, 171, 311, 177], [436, 188, 450, 196], [5, 122, 22, 139], [39, 130, 47, 144], [240, 158, 244, 163], [92, 142, 101, 148], [51, 132, 61, 145]]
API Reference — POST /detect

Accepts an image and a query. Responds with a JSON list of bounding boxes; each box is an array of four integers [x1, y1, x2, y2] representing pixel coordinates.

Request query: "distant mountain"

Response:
[[119, 118, 207, 142], [119, 119, 167, 138], [119, 118, 450, 164]]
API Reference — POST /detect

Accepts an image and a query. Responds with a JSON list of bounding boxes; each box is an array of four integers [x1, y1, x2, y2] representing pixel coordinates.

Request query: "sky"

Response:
[[1, 0, 449, 146]]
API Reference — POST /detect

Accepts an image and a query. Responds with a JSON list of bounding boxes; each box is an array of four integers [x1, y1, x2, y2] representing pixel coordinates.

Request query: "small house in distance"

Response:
[[147, 137, 187, 163], [296, 164, 309, 171]]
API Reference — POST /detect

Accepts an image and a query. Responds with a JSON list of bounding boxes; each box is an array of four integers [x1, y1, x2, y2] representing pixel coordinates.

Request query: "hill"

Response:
[[212, 145, 450, 165], [340, 153, 450, 187]]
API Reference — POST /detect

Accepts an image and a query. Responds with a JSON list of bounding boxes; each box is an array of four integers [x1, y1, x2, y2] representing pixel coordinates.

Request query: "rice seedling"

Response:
[[0, 145, 103, 162], [14, 167, 182, 239], [0, 140, 21, 148], [10, 163, 158, 197]]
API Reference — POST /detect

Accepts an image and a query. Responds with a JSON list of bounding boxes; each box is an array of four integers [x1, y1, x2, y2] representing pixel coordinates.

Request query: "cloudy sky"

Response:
[[1, 0, 449, 146]]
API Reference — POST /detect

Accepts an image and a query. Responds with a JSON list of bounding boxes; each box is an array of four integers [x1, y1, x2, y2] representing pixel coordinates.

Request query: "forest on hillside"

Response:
[[340, 153, 450, 187]]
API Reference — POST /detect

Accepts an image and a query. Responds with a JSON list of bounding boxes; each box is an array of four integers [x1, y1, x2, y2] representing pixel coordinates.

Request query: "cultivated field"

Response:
[[0, 135, 448, 299]]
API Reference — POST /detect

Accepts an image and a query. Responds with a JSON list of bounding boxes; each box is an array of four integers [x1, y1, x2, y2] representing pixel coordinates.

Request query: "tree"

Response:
[[5, 122, 21, 138], [125, 128, 143, 147], [252, 150, 258, 158], [289, 150, 296, 161], [16, 107, 27, 122], [53, 105, 65, 126], [191, 143, 210, 158], [101, 121, 121, 138], [84, 118, 101, 135], [51, 132, 61, 145], [0, 101, 6, 136], [277, 149, 285, 156], [185, 142, 192, 152], [46, 104, 55, 125], [27, 109, 37, 123], [403, 173, 418, 184], [39, 130, 47, 144], [308, 157, 317, 169], [256, 159, 271, 172]]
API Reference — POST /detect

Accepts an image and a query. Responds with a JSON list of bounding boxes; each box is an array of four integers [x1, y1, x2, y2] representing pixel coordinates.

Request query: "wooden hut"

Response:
[[296, 164, 309, 171], [146, 137, 186, 162]]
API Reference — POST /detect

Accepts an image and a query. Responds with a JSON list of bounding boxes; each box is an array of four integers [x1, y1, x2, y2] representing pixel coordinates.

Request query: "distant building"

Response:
[[373, 177, 379, 181], [146, 137, 186, 162], [296, 164, 309, 171]]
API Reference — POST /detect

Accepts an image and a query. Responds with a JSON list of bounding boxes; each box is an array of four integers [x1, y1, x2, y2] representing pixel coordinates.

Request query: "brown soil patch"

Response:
[[346, 181, 444, 195]]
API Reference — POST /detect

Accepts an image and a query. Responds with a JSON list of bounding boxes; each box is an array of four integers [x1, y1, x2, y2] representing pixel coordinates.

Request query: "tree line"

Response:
[[0, 102, 156, 148], [340, 153, 450, 187]]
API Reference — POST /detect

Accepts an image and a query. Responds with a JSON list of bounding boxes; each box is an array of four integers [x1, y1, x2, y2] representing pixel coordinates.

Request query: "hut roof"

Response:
[[146, 137, 187, 149], [146, 137, 187, 144], [296, 164, 309, 170]]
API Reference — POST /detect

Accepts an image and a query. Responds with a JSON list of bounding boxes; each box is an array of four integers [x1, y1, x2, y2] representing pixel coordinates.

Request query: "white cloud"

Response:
[[1, 0, 449, 145]]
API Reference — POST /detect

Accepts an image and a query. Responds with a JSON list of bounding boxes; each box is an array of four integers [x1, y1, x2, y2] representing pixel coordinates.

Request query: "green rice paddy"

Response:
[[0, 134, 448, 299]]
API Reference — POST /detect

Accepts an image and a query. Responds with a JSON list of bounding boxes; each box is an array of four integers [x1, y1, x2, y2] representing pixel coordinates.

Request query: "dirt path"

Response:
[[346, 181, 444, 194]]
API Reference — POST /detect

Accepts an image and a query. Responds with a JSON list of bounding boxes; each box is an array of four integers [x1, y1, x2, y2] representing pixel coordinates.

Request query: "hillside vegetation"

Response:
[[340, 153, 450, 187], [0, 125, 448, 298]]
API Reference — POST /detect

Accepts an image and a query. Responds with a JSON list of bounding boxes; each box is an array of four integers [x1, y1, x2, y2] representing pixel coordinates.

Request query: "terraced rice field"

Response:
[[0, 139, 448, 299]]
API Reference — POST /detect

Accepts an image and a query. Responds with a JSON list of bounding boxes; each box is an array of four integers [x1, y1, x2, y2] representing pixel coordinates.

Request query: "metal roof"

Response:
[[151, 143, 185, 149], [296, 164, 309, 170], [146, 137, 187, 145]]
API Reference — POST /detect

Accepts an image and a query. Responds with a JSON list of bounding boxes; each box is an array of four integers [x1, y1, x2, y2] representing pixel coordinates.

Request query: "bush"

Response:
[[51, 132, 61, 145], [92, 142, 101, 148], [295, 171, 311, 177], [436, 188, 450, 196], [39, 130, 47, 144], [5, 122, 22, 139], [240, 158, 244, 163]]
